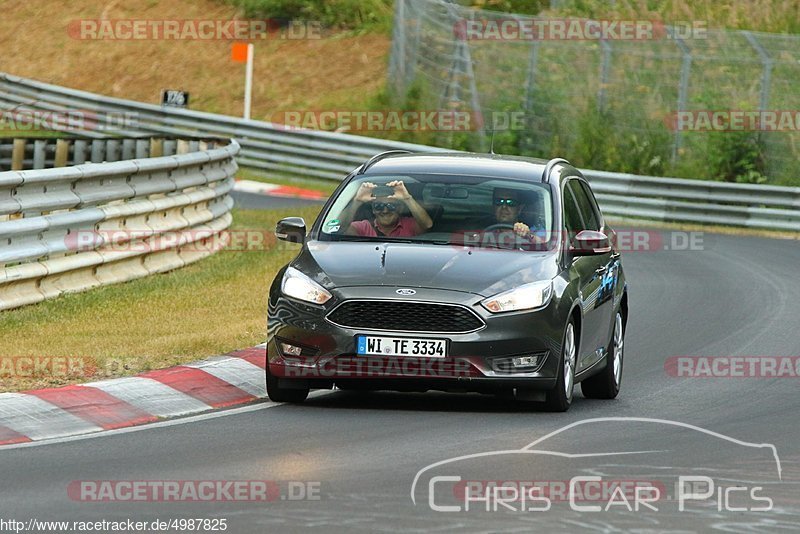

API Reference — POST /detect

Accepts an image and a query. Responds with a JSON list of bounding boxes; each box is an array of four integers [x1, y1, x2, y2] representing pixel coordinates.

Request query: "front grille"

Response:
[[327, 300, 484, 333]]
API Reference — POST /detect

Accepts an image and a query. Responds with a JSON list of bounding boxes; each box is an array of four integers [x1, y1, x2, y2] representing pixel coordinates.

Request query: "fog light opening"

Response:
[[491, 353, 545, 373], [280, 342, 303, 357], [512, 356, 539, 368]]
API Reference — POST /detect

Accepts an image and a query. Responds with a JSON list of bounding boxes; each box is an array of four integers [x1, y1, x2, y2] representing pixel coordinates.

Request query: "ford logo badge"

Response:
[[396, 288, 416, 296]]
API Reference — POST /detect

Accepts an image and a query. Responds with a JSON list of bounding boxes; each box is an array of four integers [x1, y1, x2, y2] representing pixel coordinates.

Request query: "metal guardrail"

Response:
[[0, 135, 238, 310], [0, 73, 447, 181], [584, 169, 800, 231], [1, 72, 799, 232]]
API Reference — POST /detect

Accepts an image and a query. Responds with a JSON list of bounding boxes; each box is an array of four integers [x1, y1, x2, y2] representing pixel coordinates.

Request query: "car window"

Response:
[[577, 180, 603, 228], [567, 179, 600, 231], [317, 173, 556, 250], [562, 182, 583, 235]]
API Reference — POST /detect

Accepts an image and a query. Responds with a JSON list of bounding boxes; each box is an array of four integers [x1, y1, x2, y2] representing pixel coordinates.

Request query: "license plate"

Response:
[[356, 335, 447, 358]]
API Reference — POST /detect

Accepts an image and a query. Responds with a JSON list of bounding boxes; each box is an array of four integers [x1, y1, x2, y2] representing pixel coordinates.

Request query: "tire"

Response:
[[542, 319, 577, 412], [266, 367, 309, 403], [581, 310, 624, 400]]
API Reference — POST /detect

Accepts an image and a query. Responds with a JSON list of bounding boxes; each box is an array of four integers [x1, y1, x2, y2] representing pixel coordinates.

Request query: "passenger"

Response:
[[343, 180, 433, 237]]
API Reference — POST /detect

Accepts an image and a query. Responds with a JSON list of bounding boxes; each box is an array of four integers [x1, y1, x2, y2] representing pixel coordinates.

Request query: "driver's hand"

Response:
[[386, 180, 411, 201], [513, 222, 530, 238], [355, 182, 376, 202]]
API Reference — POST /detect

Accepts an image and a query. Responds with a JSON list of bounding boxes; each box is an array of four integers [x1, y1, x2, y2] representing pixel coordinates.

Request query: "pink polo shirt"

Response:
[[349, 217, 420, 237]]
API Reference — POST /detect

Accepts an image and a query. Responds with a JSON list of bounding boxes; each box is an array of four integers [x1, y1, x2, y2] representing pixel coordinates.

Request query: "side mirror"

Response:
[[276, 217, 306, 243], [569, 230, 612, 256]]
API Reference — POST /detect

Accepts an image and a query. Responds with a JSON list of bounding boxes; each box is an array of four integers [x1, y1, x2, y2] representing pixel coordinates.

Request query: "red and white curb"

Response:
[[0, 344, 267, 446], [233, 179, 326, 200]]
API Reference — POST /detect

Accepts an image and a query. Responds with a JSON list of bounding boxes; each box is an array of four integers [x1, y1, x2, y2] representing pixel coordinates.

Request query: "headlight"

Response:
[[281, 267, 332, 305], [481, 280, 553, 313]]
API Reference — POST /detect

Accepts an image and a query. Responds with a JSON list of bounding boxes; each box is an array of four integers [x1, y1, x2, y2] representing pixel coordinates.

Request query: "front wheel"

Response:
[[542, 320, 577, 412], [581, 310, 624, 399], [266, 367, 309, 403]]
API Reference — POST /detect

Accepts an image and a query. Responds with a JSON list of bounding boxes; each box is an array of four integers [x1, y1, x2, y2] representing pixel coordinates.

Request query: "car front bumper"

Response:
[[267, 285, 565, 393]]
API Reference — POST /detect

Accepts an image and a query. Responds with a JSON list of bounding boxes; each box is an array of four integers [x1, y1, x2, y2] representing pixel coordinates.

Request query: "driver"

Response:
[[343, 180, 433, 237], [491, 187, 545, 241]]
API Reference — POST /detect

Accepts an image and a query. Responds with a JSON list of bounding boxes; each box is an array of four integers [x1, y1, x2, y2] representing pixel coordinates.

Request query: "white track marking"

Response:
[[0, 393, 103, 440], [0, 390, 334, 450], [186, 356, 266, 398], [84, 376, 212, 417]]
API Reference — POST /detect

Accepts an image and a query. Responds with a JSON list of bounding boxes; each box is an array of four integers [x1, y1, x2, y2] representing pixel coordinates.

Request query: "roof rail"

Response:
[[357, 150, 412, 175], [542, 157, 570, 183]]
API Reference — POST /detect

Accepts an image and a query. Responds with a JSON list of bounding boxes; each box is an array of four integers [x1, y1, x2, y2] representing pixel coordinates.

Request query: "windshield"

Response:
[[317, 173, 555, 250]]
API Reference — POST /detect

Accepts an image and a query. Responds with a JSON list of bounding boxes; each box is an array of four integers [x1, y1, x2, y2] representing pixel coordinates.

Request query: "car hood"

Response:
[[294, 241, 560, 298]]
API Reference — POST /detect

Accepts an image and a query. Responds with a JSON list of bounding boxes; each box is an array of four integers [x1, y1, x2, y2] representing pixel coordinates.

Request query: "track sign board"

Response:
[[162, 90, 189, 108]]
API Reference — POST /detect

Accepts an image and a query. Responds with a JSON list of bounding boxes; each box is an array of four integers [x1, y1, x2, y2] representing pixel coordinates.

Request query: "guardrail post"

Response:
[[90, 140, 105, 163], [11, 139, 26, 170], [73, 140, 88, 164], [106, 139, 121, 162], [163, 140, 177, 156], [135, 139, 149, 159], [150, 138, 164, 157], [33, 139, 47, 169], [176, 139, 190, 154], [122, 139, 136, 161], [54, 139, 70, 167]]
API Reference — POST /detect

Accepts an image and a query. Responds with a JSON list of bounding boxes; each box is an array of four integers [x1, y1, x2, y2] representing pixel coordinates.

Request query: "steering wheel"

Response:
[[483, 223, 516, 232]]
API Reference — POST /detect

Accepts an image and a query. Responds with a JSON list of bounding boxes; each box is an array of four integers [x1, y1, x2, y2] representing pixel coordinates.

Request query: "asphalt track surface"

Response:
[[1, 194, 799, 532], [231, 191, 326, 210]]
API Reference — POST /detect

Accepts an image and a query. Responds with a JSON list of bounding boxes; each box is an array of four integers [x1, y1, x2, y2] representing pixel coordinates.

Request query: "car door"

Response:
[[573, 179, 618, 350], [563, 179, 612, 372]]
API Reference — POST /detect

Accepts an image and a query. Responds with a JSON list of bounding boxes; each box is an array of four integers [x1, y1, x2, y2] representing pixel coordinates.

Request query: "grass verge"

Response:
[[0, 205, 322, 393], [237, 167, 340, 195]]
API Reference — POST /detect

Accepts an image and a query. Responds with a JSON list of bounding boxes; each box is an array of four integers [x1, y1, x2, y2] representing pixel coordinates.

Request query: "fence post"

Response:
[[407, 0, 422, 89], [598, 39, 612, 112], [460, 12, 486, 151], [670, 28, 692, 164], [742, 31, 773, 111], [523, 41, 540, 152], [387, 0, 407, 99]]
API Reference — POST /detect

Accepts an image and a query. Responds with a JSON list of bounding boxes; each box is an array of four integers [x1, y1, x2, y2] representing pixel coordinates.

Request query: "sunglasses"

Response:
[[372, 202, 399, 212], [494, 198, 520, 207]]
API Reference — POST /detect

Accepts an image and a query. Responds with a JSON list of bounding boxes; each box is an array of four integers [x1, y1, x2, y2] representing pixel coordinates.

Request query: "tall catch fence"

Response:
[[388, 0, 800, 184]]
